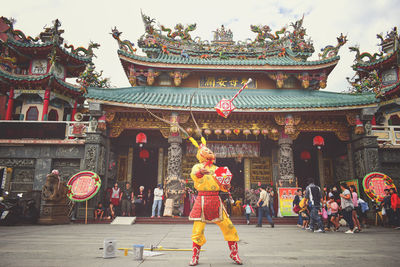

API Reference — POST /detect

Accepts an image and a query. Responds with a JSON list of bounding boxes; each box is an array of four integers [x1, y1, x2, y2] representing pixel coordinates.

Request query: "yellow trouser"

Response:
[[191, 211, 239, 246]]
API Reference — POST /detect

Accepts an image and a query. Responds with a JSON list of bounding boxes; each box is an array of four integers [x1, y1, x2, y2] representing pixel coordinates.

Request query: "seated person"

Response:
[[106, 202, 116, 220], [94, 202, 105, 220]]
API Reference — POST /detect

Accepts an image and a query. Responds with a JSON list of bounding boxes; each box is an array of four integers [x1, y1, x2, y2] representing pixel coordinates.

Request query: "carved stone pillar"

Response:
[[80, 132, 107, 219], [351, 135, 379, 179], [157, 148, 164, 185], [278, 137, 295, 187], [165, 134, 184, 216]]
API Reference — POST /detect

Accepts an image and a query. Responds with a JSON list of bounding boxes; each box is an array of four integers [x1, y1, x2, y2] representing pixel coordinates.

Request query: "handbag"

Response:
[[293, 205, 301, 214], [134, 198, 143, 204], [322, 207, 328, 220], [381, 207, 386, 216]]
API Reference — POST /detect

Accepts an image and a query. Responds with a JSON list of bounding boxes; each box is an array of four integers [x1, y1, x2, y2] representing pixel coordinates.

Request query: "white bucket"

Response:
[[133, 244, 144, 260]]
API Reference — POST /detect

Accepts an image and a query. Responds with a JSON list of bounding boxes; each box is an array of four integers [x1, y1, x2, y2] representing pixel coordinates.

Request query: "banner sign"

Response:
[[199, 76, 256, 89], [362, 172, 396, 203], [343, 179, 360, 195], [278, 187, 300, 217], [67, 171, 101, 202], [186, 141, 260, 158]]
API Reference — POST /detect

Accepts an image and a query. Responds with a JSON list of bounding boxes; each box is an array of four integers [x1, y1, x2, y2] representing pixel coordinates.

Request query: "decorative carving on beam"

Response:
[[169, 71, 190, 86], [274, 114, 301, 135], [105, 112, 116, 122], [297, 117, 350, 141], [268, 72, 288, 88], [346, 112, 358, 126]]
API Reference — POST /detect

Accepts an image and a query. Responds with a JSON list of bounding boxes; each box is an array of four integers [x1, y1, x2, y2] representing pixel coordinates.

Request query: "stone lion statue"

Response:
[[42, 170, 67, 203]]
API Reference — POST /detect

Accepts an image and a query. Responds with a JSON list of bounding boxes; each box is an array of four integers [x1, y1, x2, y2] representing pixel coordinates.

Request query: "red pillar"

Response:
[[71, 100, 78, 121], [42, 87, 51, 121], [5, 88, 14, 120]]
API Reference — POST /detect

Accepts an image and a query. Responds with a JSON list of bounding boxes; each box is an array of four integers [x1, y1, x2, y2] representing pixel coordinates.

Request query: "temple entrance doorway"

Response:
[[216, 158, 244, 200], [131, 148, 158, 195]]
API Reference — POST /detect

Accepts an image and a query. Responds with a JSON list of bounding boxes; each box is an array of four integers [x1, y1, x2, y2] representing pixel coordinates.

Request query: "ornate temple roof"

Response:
[[347, 27, 400, 98], [112, 13, 346, 72], [86, 86, 378, 111]]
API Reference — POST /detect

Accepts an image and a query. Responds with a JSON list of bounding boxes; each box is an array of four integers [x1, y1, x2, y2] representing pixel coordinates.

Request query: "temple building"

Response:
[[1, 14, 399, 217]]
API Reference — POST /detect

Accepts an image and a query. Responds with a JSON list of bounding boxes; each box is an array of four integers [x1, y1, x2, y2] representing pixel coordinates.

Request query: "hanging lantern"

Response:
[[139, 149, 150, 161], [97, 115, 107, 131], [136, 132, 147, 147], [204, 129, 212, 138], [243, 129, 251, 139], [252, 129, 260, 140], [233, 129, 240, 136], [354, 115, 365, 135], [300, 150, 311, 162], [224, 129, 232, 140], [214, 129, 222, 139], [186, 127, 193, 136], [313, 136, 325, 149], [261, 129, 269, 139]]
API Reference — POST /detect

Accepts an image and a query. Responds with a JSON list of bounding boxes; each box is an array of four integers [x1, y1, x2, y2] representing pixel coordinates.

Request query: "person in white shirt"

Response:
[[152, 184, 164, 218]]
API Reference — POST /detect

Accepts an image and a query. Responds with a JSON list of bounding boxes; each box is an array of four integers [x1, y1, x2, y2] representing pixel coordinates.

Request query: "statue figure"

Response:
[[42, 170, 67, 202]]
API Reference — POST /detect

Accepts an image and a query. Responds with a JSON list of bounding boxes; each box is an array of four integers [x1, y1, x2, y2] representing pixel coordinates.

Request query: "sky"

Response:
[[2, 0, 400, 92]]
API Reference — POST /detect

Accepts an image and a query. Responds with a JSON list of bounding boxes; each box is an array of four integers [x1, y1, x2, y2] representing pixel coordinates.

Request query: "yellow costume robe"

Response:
[[190, 163, 239, 246]]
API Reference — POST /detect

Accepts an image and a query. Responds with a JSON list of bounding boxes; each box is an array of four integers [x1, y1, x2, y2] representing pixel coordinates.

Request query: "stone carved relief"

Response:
[[55, 146, 81, 157], [166, 138, 183, 215], [52, 159, 81, 182], [167, 142, 182, 178], [0, 159, 35, 167], [354, 150, 365, 179], [13, 168, 35, 183], [98, 146, 106, 175], [278, 138, 295, 187], [84, 145, 97, 171], [333, 156, 350, 181], [85, 133, 103, 144]]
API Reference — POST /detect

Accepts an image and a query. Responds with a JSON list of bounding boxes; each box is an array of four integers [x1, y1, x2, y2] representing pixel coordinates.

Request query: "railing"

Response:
[[0, 120, 90, 140], [371, 125, 400, 146]]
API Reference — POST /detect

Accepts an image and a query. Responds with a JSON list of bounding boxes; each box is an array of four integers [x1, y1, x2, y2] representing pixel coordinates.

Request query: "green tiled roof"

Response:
[[87, 86, 378, 110], [118, 49, 339, 66], [54, 77, 81, 93]]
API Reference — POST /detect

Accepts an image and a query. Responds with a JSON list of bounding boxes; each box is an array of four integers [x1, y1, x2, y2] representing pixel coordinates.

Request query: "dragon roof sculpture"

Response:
[[112, 12, 341, 62]]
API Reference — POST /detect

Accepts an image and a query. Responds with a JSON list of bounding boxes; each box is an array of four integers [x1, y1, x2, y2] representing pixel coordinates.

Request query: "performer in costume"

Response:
[[188, 136, 242, 266]]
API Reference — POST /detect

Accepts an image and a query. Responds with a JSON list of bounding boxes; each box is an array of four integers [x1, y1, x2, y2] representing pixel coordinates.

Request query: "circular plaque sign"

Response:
[[362, 172, 396, 203], [67, 171, 101, 202]]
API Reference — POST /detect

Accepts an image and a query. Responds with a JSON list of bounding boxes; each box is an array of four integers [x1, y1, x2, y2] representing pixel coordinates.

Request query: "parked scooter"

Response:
[[0, 194, 22, 226]]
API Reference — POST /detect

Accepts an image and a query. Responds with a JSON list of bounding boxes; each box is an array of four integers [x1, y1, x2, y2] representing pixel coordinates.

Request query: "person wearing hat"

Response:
[[152, 184, 163, 218]]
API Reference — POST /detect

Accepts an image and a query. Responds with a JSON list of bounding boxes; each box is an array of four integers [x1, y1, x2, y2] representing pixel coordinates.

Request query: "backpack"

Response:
[[299, 197, 308, 209]]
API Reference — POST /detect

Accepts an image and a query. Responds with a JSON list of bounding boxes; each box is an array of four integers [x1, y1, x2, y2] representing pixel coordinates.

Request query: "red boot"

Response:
[[228, 241, 243, 265], [189, 242, 201, 266]]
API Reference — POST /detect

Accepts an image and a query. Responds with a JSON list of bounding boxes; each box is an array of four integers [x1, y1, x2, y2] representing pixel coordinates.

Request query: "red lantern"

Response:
[[136, 132, 147, 147], [139, 149, 149, 161], [313, 136, 324, 149], [300, 150, 311, 162]]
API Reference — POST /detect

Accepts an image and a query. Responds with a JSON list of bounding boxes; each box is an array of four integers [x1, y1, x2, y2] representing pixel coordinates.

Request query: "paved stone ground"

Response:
[[0, 224, 399, 267]]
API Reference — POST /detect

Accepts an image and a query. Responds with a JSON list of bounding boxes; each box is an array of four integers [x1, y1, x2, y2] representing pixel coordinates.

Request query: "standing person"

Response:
[[135, 185, 146, 216], [110, 183, 121, 215], [340, 183, 355, 233], [389, 188, 400, 228], [146, 188, 153, 216], [243, 200, 255, 225], [187, 137, 242, 266], [152, 184, 163, 218], [304, 178, 324, 233], [350, 185, 362, 232], [121, 182, 134, 216], [382, 189, 393, 226], [268, 187, 275, 217], [328, 194, 340, 231], [293, 189, 303, 227], [256, 185, 274, 228]]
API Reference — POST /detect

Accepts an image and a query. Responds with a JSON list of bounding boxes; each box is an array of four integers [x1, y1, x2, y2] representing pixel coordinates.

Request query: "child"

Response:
[[94, 202, 105, 220], [243, 200, 255, 225], [328, 195, 340, 231], [299, 197, 309, 229]]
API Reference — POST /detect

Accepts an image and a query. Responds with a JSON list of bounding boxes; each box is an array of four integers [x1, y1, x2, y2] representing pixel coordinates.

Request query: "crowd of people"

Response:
[[291, 178, 400, 233], [94, 182, 164, 220]]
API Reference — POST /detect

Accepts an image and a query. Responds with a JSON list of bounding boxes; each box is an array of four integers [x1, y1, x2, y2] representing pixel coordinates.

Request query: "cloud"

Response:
[[2, 0, 399, 92]]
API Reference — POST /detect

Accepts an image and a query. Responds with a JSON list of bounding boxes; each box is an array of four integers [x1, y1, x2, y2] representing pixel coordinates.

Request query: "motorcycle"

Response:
[[0, 193, 39, 225]]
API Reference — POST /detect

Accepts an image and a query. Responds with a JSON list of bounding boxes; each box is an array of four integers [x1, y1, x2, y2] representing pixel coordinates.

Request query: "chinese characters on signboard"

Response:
[[199, 77, 256, 88], [186, 141, 260, 158]]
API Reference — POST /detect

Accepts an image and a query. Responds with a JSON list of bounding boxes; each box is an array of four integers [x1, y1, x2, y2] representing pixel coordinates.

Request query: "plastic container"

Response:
[[133, 244, 144, 260]]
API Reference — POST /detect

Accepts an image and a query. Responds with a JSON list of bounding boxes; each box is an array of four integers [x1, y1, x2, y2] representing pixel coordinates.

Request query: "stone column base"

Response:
[[39, 203, 69, 225]]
